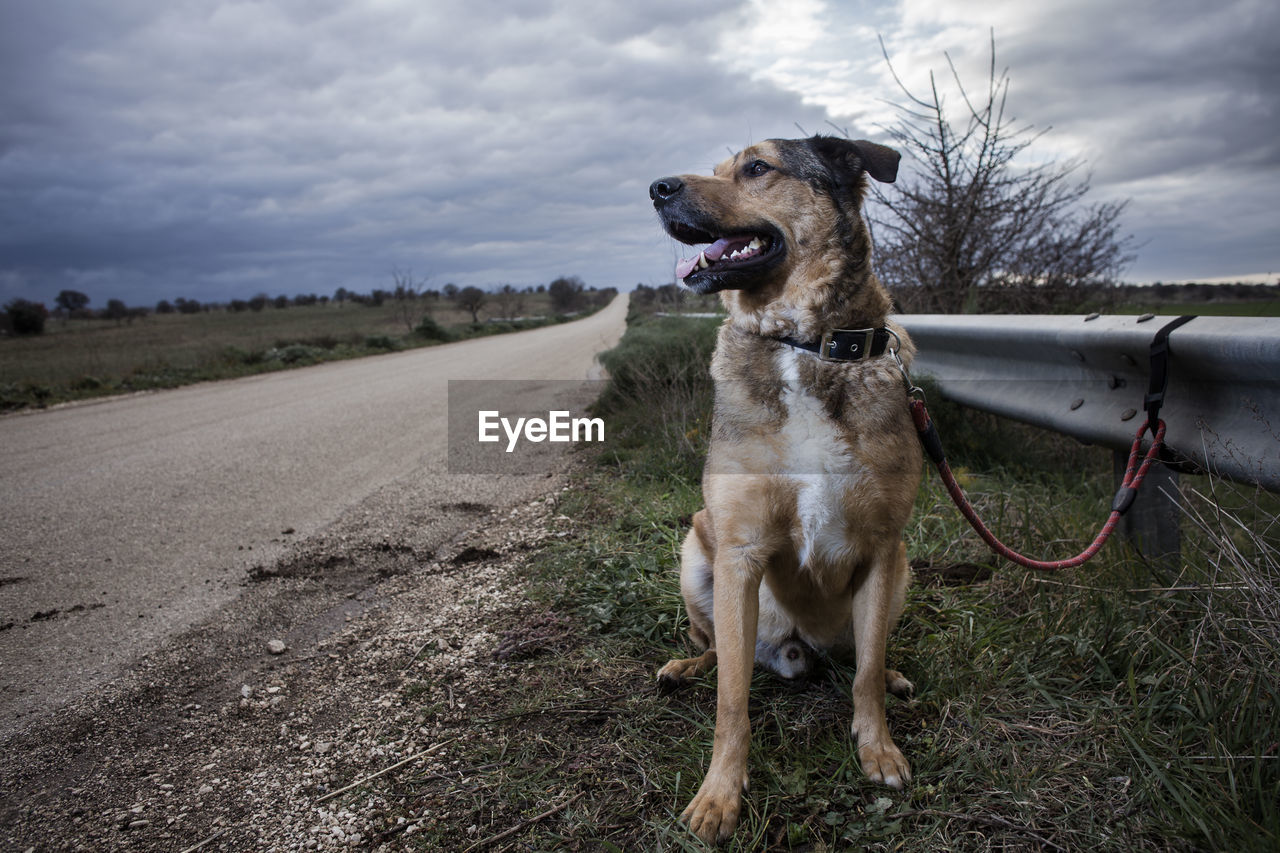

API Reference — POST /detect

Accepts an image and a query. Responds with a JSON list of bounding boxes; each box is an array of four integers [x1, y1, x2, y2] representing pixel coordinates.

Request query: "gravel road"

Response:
[[0, 295, 627, 735]]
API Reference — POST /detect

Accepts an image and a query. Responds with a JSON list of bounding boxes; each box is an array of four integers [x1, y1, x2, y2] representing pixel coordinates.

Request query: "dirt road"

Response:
[[0, 296, 627, 734]]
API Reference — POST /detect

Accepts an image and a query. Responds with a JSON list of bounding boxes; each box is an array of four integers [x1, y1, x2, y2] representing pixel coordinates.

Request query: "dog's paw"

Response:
[[656, 659, 692, 693], [656, 672, 685, 695], [656, 654, 714, 693], [681, 771, 748, 844], [885, 668, 914, 699], [857, 739, 912, 791]]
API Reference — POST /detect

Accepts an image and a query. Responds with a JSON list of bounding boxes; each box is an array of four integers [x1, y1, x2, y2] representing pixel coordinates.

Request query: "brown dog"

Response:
[[649, 136, 921, 844]]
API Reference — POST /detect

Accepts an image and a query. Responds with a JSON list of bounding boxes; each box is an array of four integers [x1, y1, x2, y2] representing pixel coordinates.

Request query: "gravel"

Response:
[[0, 476, 573, 852]]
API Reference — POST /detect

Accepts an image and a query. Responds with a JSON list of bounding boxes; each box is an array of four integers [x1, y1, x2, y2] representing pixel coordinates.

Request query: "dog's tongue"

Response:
[[676, 237, 735, 280], [703, 237, 734, 261]]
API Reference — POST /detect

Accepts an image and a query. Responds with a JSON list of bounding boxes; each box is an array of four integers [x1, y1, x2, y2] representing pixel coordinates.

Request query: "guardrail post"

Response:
[[1114, 452, 1181, 567]]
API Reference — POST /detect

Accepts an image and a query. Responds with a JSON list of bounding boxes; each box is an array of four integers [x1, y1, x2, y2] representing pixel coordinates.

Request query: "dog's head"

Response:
[[650, 135, 899, 331]]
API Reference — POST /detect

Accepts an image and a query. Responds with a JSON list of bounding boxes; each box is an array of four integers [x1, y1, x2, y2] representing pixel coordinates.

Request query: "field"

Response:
[[382, 308, 1279, 850], [1112, 300, 1280, 317], [0, 293, 582, 411]]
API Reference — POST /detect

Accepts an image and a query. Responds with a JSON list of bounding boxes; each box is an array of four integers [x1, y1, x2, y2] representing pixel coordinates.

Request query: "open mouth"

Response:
[[675, 234, 774, 280], [663, 221, 785, 288]]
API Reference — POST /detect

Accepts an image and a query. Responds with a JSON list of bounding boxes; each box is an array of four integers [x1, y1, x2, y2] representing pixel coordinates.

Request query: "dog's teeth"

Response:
[[697, 252, 709, 270], [730, 249, 742, 259], [748, 237, 763, 250]]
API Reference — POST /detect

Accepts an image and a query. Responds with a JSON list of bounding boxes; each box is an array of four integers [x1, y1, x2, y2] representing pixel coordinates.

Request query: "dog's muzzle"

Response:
[[649, 176, 684, 208]]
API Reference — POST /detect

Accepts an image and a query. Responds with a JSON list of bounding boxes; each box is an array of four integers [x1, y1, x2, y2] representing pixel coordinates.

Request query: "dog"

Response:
[[649, 135, 922, 844]]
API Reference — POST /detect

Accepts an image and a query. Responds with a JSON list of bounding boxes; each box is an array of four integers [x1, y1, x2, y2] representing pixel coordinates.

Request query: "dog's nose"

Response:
[[649, 176, 684, 204]]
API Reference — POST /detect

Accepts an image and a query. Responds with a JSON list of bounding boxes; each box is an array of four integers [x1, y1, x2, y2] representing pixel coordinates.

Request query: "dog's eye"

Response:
[[745, 159, 773, 178]]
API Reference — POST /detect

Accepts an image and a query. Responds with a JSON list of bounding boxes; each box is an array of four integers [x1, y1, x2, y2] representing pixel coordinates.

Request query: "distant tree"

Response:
[[272, 294, 289, 309], [4, 299, 47, 335], [548, 275, 585, 312], [248, 294, 268, 312], [334, 287, 349, 305], [391, 267, 434, 333], [443, 283, 459, 300], [104, 299, 129, 323], [56, 290, 90, 315], [491, 283, 521, 319], [870, 35, 1135, 313], [456, 286, 487, 322], [228, 299, 249, 312], [174, 297, 202, 314], [156, 299, 174, 314]]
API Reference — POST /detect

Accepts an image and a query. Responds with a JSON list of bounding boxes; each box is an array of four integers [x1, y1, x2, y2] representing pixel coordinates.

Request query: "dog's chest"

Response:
[[773, 348, 862, 568]]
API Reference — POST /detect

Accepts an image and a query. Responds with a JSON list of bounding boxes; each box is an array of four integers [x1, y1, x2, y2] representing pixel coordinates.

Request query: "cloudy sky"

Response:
[[2, 0, 1276, 307]]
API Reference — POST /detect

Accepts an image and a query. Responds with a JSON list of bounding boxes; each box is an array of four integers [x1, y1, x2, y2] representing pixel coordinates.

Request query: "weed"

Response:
[[362, 334, 400, 351], [266, 344, 326, 364], [414, 315, 451, 341]]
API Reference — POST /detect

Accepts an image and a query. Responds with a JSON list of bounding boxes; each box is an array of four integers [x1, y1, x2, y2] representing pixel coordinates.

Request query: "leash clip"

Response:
[[885, 328, 925, 401]]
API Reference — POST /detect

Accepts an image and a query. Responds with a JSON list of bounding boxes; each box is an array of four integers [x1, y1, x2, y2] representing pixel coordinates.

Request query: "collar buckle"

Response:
[[819, 328, 876, 362]]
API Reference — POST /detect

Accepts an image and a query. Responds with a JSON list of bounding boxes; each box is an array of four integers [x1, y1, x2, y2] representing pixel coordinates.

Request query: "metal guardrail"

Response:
[[897, 314, 1280, 493]]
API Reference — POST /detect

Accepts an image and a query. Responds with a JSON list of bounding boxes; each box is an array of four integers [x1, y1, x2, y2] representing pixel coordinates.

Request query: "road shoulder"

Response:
[[0, 472, 573, 851]]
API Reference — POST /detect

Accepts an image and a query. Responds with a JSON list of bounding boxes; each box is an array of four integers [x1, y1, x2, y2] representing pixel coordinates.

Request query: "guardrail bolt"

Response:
[[1070, 398, 1084, 410], [1109, 376, 1125, 390], [1120, 408, 1137, 421]]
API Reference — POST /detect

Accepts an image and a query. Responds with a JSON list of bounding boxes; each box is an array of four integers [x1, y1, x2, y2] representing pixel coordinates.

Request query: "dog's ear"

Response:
[[849, 139, 900, 184], [810, 136, 901, 186]]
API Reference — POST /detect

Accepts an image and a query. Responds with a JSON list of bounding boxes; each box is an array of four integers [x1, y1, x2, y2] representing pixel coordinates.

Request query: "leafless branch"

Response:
[[870, 34, 1136, 313]]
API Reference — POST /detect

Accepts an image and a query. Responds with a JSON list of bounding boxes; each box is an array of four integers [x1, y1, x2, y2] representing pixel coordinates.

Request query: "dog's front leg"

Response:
[[849, 544, 912, 789], [682, 550, 760, 844]]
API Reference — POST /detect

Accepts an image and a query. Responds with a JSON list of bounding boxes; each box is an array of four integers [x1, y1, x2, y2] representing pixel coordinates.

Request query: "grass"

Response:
[[0, 294, 593, 411], [349, 308, 1279, 850], [1111, 300, 1280, 318]]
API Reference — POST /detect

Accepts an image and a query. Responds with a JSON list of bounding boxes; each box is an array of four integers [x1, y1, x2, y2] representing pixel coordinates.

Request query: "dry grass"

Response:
[[0, 294, 569, 409]]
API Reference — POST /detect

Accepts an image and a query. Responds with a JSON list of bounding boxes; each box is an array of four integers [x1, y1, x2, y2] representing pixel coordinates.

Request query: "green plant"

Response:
[[414, 315, 451, 341], [362, 334, 399, 351]]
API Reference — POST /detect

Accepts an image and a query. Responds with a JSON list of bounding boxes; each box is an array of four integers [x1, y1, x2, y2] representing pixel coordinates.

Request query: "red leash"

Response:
[[884, 316, 1190, 571], [908, 398, 1167, 571]]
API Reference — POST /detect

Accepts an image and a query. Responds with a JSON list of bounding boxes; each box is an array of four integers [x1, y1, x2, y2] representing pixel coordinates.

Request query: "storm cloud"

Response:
[[1, 0, 1276, 307]]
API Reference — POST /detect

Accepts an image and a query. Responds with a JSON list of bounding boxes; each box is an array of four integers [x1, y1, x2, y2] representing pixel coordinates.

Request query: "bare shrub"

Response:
[[870, 34, 1136, 314]]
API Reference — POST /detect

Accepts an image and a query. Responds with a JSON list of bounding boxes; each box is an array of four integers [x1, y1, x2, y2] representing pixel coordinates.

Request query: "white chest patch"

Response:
[[774, 348, 862, 568]]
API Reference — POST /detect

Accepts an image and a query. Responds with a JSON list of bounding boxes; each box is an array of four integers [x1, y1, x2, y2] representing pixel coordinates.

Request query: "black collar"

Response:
[[775, 327, 893, 362]]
